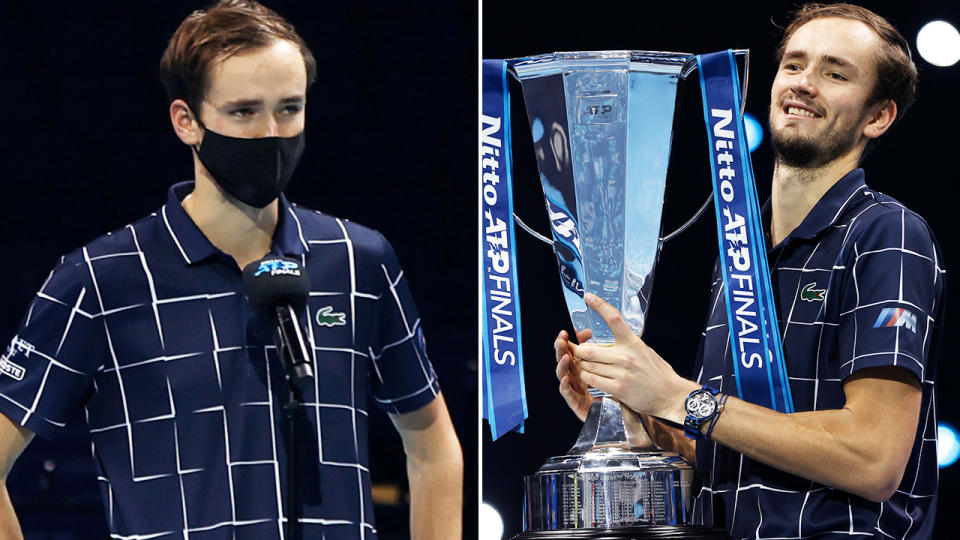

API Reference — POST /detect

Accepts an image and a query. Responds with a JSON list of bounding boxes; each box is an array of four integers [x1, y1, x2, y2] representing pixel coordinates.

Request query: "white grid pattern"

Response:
[[693, 176, 943, 539], [0, 188, 439, 540]]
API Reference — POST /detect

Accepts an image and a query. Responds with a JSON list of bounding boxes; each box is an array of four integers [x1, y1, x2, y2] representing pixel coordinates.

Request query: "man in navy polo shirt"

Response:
[[555, 4, 942, 538], [0, 1, 462, 539]]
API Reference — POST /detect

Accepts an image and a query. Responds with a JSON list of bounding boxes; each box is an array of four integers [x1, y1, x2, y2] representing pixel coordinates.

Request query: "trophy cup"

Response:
[[507, 51, 736, 539]]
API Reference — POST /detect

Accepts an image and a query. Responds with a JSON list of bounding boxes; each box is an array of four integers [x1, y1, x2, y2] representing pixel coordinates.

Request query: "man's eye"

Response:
[[828, 72, 847, 81], [783, 63, 802, 72], [231, 108, 254, 117], [281, 104, 304, 115]]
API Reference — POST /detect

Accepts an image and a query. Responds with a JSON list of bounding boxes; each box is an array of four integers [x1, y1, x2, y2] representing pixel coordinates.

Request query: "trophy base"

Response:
[[512, 525, 731, 539], [524, 397, 698, 529], [522, 450, 695, 529]]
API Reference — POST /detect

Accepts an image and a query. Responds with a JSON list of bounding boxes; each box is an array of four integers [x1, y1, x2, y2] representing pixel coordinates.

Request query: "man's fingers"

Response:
[[557, 328, 601, 421], [568, 342, 592, 361], [579, 369, 613, 395], [555, 354, 571, 381], [560, 355, 589, 391], [559, 375, 588, 405], [554, 334, 566, 363], [576, 328, 593, 344], [584, 293, 636, 343], [579, 358, 620, 380], [559, 375, 577, 401], [559, 376, 591, 422], [568, 342, 616, 364]]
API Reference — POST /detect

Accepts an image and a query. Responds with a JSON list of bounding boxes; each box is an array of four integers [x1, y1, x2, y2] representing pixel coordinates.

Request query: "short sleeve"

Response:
[[367, 233, 440, 414], [0, 254, 106, 438], [837, 208, 944, 383]]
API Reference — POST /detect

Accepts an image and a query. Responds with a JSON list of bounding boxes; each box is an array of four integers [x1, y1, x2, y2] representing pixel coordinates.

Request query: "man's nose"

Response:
[[260, 116, 280, 138], [792, 69, 819, 97]]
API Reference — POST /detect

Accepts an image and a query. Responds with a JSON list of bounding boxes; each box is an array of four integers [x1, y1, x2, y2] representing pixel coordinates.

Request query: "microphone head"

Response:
[[242, 256, 310, 316]]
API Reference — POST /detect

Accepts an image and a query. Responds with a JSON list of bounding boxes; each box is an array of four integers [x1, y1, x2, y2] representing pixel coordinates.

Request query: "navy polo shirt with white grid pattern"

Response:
[[691, 169, 944, 539], [0, 181, 439, 540]]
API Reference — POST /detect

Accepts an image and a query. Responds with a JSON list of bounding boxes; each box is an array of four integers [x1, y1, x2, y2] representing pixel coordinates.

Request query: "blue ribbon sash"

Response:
[[697, 50, 794, 413], [481, 59, 528, 439]]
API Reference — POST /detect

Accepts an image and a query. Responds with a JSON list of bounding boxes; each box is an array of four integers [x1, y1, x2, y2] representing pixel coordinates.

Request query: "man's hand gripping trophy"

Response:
[[553, 293, 699, 456]]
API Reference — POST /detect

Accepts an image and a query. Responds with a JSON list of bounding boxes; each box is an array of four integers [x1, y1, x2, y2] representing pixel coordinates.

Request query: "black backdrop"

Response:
[[2, 1, 959, 538], [482, 1, 959, 538], [0, 2, 476, 538]]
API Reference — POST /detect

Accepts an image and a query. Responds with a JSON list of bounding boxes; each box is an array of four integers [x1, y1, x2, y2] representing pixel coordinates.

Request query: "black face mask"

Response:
[[193, 125, 305, 208]]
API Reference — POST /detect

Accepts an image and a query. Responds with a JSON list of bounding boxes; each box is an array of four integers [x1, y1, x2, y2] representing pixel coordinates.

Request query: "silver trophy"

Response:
[[509, 51, 743, 537]]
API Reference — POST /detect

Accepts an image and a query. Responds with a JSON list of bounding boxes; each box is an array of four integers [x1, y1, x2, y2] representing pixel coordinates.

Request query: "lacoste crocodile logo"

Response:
[[315, 306, 347, 327], [800, 283, 826, 302]]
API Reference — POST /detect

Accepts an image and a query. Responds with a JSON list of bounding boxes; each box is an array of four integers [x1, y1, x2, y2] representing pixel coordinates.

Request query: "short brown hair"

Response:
[[159, 0, 317, 115], [776, 3, 917, 124]]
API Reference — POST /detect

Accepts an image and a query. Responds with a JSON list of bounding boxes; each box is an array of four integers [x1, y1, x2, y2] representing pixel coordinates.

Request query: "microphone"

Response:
[[242, 256, 314, 382]]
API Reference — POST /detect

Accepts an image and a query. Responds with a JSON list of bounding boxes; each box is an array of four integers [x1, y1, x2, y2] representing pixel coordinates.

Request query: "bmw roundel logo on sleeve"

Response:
[[254, 259, 301, 277], [873, 307, 917, 333]]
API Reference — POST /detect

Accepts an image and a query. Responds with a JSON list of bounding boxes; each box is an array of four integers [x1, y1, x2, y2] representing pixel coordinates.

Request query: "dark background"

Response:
[[482, 1, 959, 538], [0, 1, 476, 538]]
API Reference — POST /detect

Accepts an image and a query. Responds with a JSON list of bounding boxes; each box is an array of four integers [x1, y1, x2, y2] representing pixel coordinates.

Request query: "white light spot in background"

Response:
[[480, 502, 505, 540], [917, 20, 960, 67], [938, 422, 960, 468]]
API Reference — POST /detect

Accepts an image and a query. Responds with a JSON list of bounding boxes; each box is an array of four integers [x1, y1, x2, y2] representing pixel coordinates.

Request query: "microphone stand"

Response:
[[274, 305, 314, 540]]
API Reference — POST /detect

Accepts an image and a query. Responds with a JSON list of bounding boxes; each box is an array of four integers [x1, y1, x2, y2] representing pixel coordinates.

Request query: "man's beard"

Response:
[[769, 111, 861, 169]]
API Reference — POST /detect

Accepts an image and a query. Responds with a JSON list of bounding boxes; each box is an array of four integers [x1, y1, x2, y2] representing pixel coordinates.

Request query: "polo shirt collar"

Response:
[[163, 181, 308, 266], [765, 168, 867, 247]]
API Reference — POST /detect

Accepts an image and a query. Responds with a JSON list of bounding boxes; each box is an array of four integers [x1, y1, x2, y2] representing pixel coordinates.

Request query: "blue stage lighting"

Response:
[[743, 113, 763, 153], [938, 422, 960, 468]]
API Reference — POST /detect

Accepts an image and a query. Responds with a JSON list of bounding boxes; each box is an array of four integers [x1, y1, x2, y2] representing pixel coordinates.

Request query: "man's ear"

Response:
[[169, 99, 202, 146], [863, 99, 897, 140]]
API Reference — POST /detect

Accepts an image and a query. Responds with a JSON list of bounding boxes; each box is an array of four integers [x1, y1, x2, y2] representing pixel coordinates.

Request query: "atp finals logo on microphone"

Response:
[[254, 259, 302, 277]]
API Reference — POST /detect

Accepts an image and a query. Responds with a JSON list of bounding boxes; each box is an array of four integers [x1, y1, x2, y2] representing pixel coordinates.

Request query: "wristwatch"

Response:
[[684, 385, 721, 439]]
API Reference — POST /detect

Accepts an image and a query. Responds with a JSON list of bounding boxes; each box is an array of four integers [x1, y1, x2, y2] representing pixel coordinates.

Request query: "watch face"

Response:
[[686, 391, 717, 419]]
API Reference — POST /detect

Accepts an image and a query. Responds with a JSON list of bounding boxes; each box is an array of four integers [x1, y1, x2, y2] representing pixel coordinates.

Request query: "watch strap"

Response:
[[704, 391, 730, 440], [684, 385, 721, 440]]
